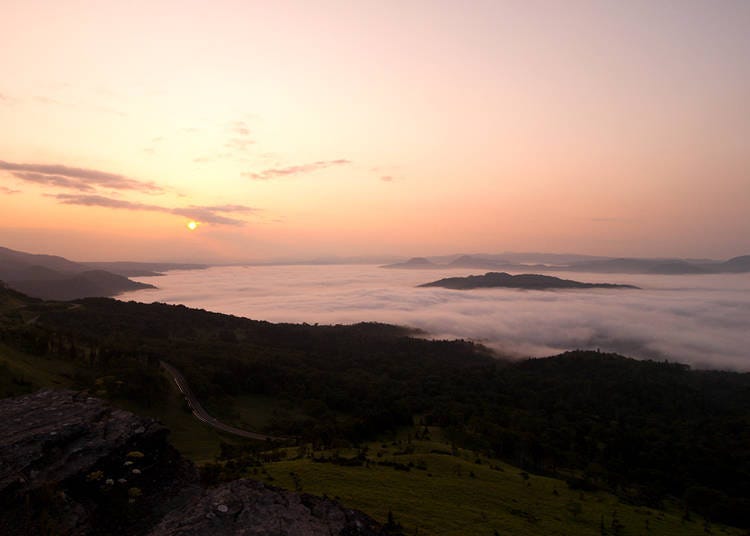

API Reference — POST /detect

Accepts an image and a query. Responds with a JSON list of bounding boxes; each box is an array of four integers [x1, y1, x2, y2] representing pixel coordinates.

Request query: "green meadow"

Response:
[[255, 438, 741, 536]]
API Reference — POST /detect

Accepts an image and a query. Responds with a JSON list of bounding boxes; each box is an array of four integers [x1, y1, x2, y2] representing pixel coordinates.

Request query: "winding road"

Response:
[[160, 360, 289, 442]]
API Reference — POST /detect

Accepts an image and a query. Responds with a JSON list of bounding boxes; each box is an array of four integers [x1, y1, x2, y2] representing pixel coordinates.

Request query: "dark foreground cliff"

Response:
[[0, 390, 390, 536]]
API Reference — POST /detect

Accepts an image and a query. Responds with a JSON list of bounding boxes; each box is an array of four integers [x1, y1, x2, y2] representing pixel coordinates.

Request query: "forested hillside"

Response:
[[2, 288, 750, 527]]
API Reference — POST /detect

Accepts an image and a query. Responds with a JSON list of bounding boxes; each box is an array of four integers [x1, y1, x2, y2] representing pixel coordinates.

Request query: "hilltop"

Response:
[[419, 272, 639, 290]]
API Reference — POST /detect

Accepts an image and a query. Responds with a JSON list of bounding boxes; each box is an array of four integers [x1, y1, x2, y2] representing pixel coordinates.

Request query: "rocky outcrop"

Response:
[[0, 389, 171, 494], [0, 390, 390, 536], [0, 389, 195, 535], [149, 479, 385, 536]]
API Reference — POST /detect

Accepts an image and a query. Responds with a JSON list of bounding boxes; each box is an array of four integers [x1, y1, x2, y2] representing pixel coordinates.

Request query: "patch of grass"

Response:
[[256, 438, 741, 536], [0, 343, 75, 396]]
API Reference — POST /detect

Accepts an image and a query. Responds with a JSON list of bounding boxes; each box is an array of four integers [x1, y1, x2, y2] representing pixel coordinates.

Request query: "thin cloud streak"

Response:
[[0, 160, 162, 193], [53, 193, 156, 210], [243, 159, 351, 180], [170, 207, 247, 225], [194, 204, 257, 213], [10, 171, 96, 191], [51, 193, 255, 225], [0, 185, 20, 194], [225, 138, 254, 151]]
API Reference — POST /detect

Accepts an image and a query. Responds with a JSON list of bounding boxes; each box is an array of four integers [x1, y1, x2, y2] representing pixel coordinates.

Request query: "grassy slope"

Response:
[[258, 438, 741, 536], [0, 343, 75, 397]]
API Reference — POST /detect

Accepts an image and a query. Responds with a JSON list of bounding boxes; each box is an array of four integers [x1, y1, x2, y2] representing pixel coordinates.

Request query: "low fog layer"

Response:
[[121, 265, 750, 370]]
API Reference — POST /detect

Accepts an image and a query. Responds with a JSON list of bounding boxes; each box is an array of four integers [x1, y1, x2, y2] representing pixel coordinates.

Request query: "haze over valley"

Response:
[[121, 262, 750, 370]]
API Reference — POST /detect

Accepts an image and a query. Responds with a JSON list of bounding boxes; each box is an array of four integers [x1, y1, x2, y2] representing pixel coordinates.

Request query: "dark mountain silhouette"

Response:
[[9, 270, 154, 301], [0, 246, 154, 300], [419, 272, 639, 290], [0, 246, 85, 279]]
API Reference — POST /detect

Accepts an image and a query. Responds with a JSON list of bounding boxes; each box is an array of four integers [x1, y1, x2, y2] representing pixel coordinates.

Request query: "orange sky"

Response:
[[1, 0, 749, 262]]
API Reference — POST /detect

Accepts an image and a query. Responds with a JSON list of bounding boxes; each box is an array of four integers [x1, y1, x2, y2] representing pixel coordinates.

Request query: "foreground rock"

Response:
[[0, 390, 390, 536], [0, 389, 195, 535], [149, 479, 384, 536]]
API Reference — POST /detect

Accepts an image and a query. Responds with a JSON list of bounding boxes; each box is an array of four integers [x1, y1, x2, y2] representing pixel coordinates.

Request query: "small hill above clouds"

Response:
[[419, 272, 640, 290], [0, 246, 155, 300]]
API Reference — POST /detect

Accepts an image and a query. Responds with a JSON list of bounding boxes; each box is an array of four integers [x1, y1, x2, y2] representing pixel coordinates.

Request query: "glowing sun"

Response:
[[186, 221, 199, 231]]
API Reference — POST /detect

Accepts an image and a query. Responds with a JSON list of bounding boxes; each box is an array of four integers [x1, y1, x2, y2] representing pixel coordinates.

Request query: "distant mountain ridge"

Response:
[[721, 255, 750, 273], [419, 272, 640, 290], [381, 257, 438, 269], [446, 255, 510, 269], [83, 261, 208, 277], [383, 253, 750, 274], [0, 246, 156, 300]]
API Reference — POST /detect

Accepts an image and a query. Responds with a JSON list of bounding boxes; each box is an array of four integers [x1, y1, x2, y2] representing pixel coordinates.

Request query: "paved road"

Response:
[[160, 360, 289, 442]]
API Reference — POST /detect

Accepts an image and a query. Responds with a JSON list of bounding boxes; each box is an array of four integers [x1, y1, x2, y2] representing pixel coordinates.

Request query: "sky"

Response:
[[1, 0, 749, 262]]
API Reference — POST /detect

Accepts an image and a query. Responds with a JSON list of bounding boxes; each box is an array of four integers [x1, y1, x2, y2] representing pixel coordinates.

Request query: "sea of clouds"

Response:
[[121, 264, 750, 370]]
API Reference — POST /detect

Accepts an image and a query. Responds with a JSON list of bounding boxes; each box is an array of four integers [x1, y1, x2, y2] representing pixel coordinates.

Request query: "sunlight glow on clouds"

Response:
[[51, 193, 255, 226], [0, 160, 161, 193]]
